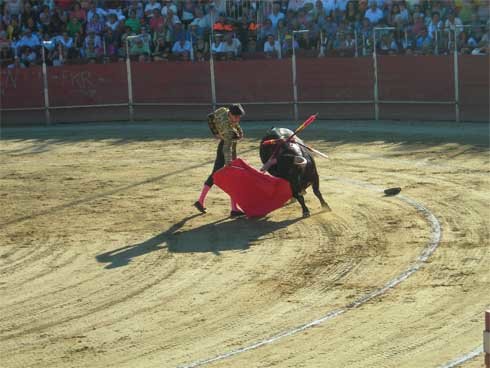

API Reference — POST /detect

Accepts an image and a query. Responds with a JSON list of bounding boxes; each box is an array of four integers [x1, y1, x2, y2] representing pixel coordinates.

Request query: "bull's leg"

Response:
[[312, 171, 331, 211], [290, 174, 310, 217], [294, 193, 310, 218]]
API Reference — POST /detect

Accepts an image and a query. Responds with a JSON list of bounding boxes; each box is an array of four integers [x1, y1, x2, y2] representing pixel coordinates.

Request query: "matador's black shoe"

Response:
[[230, 210, 245, 218], [193, 201, 207, 214]]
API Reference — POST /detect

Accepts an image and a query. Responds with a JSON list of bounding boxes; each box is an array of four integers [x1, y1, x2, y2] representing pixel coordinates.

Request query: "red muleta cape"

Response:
[[213, 158, 292, 217]]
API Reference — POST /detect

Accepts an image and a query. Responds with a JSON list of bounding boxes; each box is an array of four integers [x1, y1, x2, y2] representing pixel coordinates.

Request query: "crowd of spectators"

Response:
[[0, 0, 488, 68]]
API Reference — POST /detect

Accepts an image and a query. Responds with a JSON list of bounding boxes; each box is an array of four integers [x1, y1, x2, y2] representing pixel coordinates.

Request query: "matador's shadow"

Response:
[[96, 213, 301, 269]]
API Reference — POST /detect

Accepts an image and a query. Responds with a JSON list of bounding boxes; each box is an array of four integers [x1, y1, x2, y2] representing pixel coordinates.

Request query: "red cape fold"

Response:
[[213, 158, 292, 217]]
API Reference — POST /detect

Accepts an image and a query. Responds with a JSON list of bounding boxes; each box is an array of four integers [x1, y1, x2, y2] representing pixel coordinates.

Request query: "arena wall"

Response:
[[1, 56, 488, 125]]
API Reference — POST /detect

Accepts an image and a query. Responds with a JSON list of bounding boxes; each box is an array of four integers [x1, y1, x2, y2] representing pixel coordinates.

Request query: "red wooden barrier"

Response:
[[1, 56, 488, 124]]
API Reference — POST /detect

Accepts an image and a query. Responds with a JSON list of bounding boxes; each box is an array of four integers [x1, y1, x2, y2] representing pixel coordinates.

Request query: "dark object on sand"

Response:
[[384, 187, 402, 196]]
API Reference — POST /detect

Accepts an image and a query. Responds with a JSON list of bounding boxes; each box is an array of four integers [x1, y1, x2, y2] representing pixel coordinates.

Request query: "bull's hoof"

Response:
[[302, 211, 311, 218], [321, 203, 332, 211]]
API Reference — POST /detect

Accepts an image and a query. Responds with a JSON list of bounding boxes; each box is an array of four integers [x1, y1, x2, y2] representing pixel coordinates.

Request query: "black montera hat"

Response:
[[229, 103, 245, 116]]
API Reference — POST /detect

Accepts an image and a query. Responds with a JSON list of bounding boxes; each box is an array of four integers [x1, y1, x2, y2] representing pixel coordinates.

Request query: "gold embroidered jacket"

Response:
[[208, 107, 243, 164]]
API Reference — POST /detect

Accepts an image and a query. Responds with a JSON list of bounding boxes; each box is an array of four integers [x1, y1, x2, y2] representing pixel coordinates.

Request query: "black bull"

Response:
[[260, 128, 331, 217]]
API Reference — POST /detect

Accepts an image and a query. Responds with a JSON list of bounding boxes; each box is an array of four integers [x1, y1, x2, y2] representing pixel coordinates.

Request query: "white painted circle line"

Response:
[[439, 346, 484, 368], [178, 177, 442, 368]]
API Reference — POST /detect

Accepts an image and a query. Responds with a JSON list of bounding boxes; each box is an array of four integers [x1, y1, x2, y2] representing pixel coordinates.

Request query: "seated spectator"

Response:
[[152, 37, 170, 61], [427, 12, 443, 39], [70, 2, 87, 23], [164, 8, 181, 27], [86, 1, 107, 23], [444, 11, 463, 37], [153, 23, 169, 47], [86, 13, 104, 35], [387, 3, 402, 26], [39, 6, 52, 32], [50, 6, 68, 35], [258, 18, 275, 48], [333, 31, 355, 56], [281, 33, 299, 56], [247, 36, 257, 52], [15, 28, 41, 53], [472, 25, 489, 55], [6, 0, 23, 18], [84, 30, 102, 50], [67, 14, 83, 38], [54, 31, 74, 53], [276, 19, 288, 44], [103, 28, 119, 60], [130, 37, 151, 61], [149, 9, 165, 32], [296, 7, 311, 28], [188, 21, 199, 42], [321, 14, 338, 42], [171, 36, 192, 61], [364, 1, 384, 25], [415, 28, 433, 54], [189, 18, 205, 39], [19, 46, 38, 66], [127, 0, 145, 19], [6, 17, 22, 41], [192, 7, 211, 32], [268, 1, 285, 29], [125, 10, 141, 34], [264, 34, 281, 58], [139, 26, 152, 47], [212, 13, 227, 32], [82, 39, 102, 61], [398, 1, 410, 25], [105, 13, 121, 32], [210, 33, 224, 59], [377, 33, 398, 54], [171, 21, 189, 44], [193, 35, 209, 61], [344, 1, 359, 24], [181, 0, 196, 26], [144, 0, 162, 19], [161, 0, 178, 17], [411, 13, 426, 36], [105, 6, 126, 22], [20, 2, 37, 30], [220, 32, 242, 59]]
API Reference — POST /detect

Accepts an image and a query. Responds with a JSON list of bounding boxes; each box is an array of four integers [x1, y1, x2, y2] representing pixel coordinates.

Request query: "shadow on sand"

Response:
[[96, 213, 301, 269]]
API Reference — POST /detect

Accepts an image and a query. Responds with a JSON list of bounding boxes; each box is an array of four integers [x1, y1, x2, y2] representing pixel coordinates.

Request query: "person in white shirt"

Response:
[[16, 29, 41, 52], [210, 33, 224, 59], [144, 0, 161, 18], [86, 2, 107, 23], [161, 1, 178, 16], [364, 2, 384, 24], [106, 13, 121, 31], [84, 31, 102, 49], [172, 37, 192, 60], [220, 32, 241, 59], [263, 34, 281, 58], [444, 11, 463, 37], [268, 1, 285, 29], [55, 31, 73, 49]]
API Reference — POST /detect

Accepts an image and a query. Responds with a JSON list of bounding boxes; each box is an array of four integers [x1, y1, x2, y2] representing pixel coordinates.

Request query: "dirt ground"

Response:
[[0, 120, 489, 368]]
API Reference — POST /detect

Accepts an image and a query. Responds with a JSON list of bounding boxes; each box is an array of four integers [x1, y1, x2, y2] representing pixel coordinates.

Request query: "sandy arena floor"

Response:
[[0, 120, 489, 368]]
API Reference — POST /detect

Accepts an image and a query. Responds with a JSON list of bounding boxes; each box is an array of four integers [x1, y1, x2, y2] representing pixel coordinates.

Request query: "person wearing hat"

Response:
[[194, 103, 246, 217]]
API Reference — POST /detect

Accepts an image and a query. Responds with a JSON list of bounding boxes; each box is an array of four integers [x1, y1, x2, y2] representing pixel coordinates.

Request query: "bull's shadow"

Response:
[[96, 214, 300, 269]]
